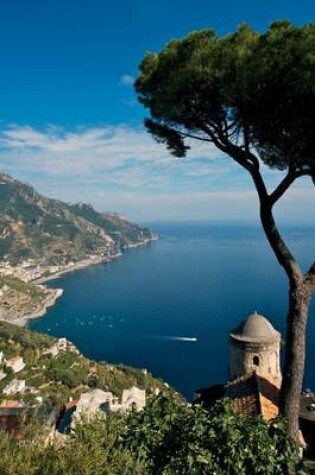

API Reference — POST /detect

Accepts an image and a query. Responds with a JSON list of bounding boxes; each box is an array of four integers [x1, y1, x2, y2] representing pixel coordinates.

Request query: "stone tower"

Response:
[[229, 312, 282, 384]]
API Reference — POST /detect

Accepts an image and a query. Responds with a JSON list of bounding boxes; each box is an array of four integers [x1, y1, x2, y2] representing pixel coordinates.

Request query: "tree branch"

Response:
[[217, 133, 263, 184], [176, 129, 212, 143], [259, 201, 303, 281], [270, 169, 310, 205], [180, 119, 309, 284], [202, 126, 304, 282]]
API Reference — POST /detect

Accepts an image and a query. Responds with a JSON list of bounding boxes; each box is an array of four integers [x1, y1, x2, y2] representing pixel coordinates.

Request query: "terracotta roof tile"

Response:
[[225, 371, 279, 421], [65, 400, 78, 410], [0, 400, 23, 408], [7, 355, 22, 362]]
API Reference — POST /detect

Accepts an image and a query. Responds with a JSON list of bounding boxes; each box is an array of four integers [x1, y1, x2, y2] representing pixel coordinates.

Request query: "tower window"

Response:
[[253, 355, 260, 366]]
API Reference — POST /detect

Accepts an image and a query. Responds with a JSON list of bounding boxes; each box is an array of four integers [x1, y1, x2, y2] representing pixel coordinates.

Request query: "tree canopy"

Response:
[[136, 21, 315, 179]]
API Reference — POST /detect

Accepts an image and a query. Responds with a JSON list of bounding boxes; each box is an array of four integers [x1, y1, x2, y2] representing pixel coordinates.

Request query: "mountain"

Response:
[[0, 173, 155, 265]]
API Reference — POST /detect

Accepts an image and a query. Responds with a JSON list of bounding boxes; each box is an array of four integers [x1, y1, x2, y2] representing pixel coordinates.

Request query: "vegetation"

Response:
[[0, 321, 174, 410], [0, 275, 44, 300], [0, 275, 48, 302], [71, 203, 152, 249], [135, 21, 315, 442], [0, 397, 309, 474], [0, 172, 154, 265], [0, 310, 310, 474], [0, 275, 57, 323]]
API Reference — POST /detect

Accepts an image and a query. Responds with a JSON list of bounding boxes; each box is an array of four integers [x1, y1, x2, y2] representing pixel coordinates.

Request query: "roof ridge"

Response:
[[225, 370, 256, 387]]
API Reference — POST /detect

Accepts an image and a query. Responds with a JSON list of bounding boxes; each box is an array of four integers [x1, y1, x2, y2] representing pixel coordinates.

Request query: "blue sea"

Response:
[[29, 222, 315, 400]]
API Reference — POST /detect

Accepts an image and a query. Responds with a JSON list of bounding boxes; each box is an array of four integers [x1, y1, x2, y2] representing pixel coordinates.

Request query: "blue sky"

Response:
[[0, 0, 314, 223]]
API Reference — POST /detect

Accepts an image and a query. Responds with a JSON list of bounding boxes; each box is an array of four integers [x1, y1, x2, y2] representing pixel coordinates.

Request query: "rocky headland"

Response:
[[0, 172, 157, 326]]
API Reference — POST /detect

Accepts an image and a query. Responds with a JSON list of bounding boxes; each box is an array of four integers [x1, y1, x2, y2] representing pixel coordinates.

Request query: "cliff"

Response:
[[0, 172, 155, 266]]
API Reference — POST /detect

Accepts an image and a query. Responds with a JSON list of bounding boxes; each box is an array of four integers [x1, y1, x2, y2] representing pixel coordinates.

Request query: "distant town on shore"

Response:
[[0, 172, 157, 326]]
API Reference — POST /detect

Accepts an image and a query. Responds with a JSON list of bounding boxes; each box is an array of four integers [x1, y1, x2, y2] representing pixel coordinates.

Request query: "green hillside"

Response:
[[0, 275, 59, 323], [0, 173, 155, 265], [0, 321, 175, 409]]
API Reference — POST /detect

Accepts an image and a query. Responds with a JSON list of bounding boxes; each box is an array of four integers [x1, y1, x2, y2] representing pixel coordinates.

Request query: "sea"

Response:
[[28, 222, 315, 400]]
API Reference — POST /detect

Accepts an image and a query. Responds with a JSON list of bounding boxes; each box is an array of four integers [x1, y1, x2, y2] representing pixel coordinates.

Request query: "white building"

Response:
[[5, 356, 26, 374], [72, 386, 146, 426], [72, 389, 113, 425], [0, 351, 4, 364], [43, 345, 59, 358], [57, 338, 68, 351], [121, 386, 146, 411], [229, 311, 282, 385], [56, 338, 79, 354], [107, 386, 146, 414], [3, 379, 26, 395]]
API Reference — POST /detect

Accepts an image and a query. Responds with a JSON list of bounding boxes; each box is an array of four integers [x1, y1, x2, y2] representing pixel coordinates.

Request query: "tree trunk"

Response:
[[280, 278, 312, 444], [216, 143, 315, 445], [213, 138, 315, 445], [258, 199, 314, 444]]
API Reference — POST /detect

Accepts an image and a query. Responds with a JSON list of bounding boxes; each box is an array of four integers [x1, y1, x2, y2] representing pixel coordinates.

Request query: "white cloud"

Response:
[[0, 124, 313, 223], [0, 124, 225, 179], [119, 74, 135, 86]]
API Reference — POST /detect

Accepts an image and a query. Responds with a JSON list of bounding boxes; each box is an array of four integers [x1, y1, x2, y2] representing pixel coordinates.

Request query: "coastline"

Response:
[[1, 235, 158, 327], [34, 235, 158, 284], [33, 253, 122, 284], [0, 288, 64, 328]]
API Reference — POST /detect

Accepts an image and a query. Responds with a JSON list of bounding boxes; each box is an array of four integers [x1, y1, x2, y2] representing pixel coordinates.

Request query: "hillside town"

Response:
[[0, 254, 116, 284], [0, 322, 173, 443]]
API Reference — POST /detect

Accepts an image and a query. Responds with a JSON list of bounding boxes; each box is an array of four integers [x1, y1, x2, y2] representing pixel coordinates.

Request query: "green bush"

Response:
[[0, 397, 310, 474], [121, 397, 308, 475]]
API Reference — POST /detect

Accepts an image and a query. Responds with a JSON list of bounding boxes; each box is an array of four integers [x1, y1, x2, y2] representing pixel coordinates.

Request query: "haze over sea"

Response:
[[29, 222, 315, 400]]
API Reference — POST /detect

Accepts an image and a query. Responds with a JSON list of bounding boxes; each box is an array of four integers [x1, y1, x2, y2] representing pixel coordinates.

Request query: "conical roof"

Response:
[[230, 312, 281, 343]]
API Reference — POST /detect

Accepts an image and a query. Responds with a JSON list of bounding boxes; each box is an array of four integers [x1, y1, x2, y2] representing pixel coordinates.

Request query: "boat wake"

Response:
[[153, 335, 198, 342]]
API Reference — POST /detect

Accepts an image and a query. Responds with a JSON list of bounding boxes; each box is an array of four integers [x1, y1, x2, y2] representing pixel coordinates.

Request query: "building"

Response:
[[121, 386, 146, 411], [195, 311, 281, 420], [0, 400, 25, 438], [229, 311, 282, 385], [69, 386, 146, 429], [56, 338, 79, 354], [225, 370, 280, 420], [0, 400, 25, 409], [3, 379, 26, 395], [72, 389, 113, 425], [227, 311, 282, 420], [56, 338, 68, 351], [195, 311, 315, 455], [42, 345, 59, 358], [5, 356, 26, 374]]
